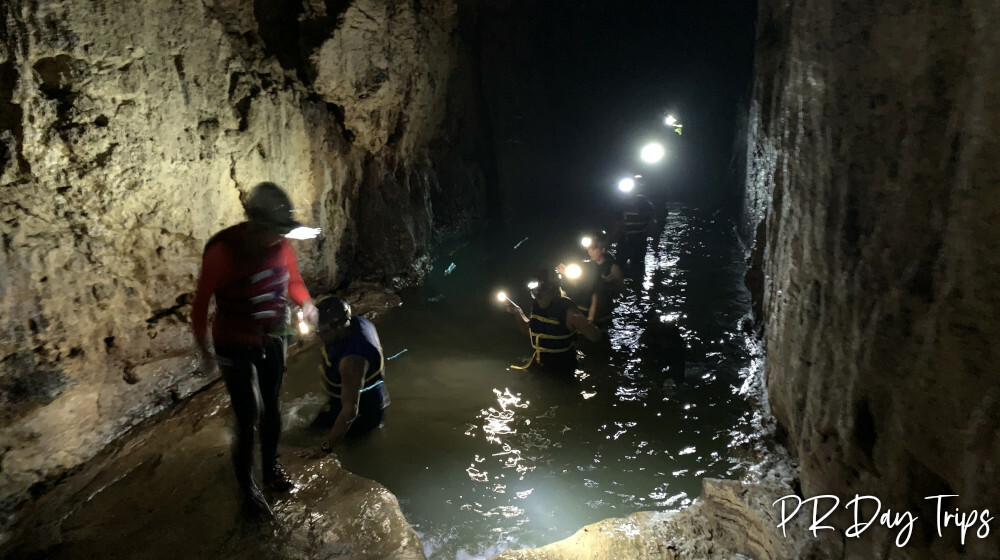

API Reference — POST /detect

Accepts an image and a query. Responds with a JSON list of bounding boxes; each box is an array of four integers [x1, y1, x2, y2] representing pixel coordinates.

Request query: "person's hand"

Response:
[[504, 299, 521, 315], [555, 263, 567, 275], [295, 446, 331, 461], [197, 342, 217, 376], [301, 300, 319, 329]]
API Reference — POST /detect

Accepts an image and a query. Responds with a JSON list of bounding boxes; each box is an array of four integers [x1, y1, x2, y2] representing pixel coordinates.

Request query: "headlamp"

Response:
[[286, 226, 321, 240]]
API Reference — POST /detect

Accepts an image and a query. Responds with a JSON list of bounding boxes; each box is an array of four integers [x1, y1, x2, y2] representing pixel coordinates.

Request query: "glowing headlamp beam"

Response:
[[286, 226, 322, 240], [618, 178, 635, 193], [640, 143, 665, 164]]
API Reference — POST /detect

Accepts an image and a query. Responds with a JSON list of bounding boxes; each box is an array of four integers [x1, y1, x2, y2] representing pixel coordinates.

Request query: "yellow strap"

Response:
[[511, 334, 542, 370], [319, 343, 386, 394], [510, 354, 536, 370], [533, 332, 574, 341], [528, 313, 560, 325], [323, 364, 383, 388], [510, 331, 575, 370]]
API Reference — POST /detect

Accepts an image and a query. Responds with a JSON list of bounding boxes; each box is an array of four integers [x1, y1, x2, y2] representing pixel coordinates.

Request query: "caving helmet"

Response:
[[316, 298, 352, 331], [244, 182, 302, 233]]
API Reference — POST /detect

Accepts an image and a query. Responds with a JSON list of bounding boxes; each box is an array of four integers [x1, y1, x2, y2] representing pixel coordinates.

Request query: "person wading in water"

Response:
[[504, 268, 602, 376]]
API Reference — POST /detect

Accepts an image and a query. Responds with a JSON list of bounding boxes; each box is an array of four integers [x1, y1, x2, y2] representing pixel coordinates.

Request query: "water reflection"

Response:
[[279, 204, 758, 559]]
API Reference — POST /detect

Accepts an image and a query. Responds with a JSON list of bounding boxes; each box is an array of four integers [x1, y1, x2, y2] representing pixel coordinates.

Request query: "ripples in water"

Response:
[[282, 204, 760, 559]]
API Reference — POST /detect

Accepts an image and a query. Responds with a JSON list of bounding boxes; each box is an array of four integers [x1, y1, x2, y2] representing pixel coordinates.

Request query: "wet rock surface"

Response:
[[492, 477, 809, 560], [1, 379, 424, 560]]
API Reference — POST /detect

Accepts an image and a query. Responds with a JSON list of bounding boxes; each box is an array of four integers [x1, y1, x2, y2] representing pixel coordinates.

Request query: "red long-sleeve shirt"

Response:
[[191, 223, 310, 346]]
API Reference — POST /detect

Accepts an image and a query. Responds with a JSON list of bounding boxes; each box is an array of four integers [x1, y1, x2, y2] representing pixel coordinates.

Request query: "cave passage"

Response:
[[297, 206, 759, 557], [3, 203, 759, 559]]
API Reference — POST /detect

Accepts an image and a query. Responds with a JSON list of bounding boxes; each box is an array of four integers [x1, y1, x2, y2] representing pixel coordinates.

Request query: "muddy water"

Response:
[[281, 204, 758, 559]]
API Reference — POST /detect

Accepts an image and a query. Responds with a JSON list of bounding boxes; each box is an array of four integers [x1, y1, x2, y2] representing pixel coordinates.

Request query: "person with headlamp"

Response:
[[581, 233, 626, 325], [310, 298, 389, 453], [191, 181, 318, 518], [503, 269, 602, 376], [558, 233, 625, 328], [556, 260, 598, 318], [610, 184, 657, 273]]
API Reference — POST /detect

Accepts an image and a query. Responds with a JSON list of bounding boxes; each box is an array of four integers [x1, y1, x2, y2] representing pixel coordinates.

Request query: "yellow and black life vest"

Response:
[[512, 296, 576, 371], [319, 316, 385, 398]]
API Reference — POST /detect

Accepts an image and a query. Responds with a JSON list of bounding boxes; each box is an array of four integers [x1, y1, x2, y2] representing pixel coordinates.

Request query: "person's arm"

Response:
[[566, 306, 601, 342], [643, 201, 658, 235], [191, 244, 224, 371], [283, 242, 317, 326], [505, 300, 530, 336], [587, 292, 599, 322], [605, 263, 626, 293], [324, 354, 368, 449]]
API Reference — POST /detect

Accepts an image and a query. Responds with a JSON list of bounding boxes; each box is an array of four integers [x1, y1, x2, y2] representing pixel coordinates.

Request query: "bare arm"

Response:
[[605, 263, 626, 293], [191, 244, 225, 374], [325, 354, 368, 449], [566, 307, 601, 342], [505, 300, 530, 336]]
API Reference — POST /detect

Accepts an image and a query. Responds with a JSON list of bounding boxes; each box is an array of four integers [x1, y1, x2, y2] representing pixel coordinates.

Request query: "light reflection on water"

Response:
[[283, 205, 758, 559]]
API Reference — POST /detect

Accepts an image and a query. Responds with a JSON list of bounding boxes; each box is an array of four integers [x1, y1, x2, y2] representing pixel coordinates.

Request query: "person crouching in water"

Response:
[[504, 269, 602, 376], [311, 298, 388, 453]]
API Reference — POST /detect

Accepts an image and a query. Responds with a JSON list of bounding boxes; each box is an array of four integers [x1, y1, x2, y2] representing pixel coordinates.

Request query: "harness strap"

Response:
[[528, 314, 560, 325], [320, 345, 386, 397], [510, 330, 576, 370]]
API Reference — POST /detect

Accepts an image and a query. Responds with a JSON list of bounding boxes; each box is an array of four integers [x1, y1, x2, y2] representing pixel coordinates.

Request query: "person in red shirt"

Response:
[[191, 182, 318, 518]]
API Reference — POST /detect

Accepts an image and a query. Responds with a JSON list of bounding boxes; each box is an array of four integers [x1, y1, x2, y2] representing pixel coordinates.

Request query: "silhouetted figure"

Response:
[[559, 233, 626, 330], [610, 194, 657, 275]]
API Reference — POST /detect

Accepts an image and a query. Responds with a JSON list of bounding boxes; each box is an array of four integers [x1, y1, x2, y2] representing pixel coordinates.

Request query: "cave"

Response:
[[1, 1, 997, 559]]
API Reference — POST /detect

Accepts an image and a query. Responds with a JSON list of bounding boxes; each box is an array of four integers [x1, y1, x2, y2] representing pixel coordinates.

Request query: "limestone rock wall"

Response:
[[0, 0, 489, 516], [746, 1, 1000, 557]]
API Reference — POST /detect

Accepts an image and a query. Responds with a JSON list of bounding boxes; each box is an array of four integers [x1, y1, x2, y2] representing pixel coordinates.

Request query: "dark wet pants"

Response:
[[216, 336, 286, 493]]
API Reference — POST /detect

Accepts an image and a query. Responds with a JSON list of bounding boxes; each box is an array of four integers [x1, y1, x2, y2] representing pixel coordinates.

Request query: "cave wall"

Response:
[[0, 0, 489, 515], [746, 1, 999, 557]]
